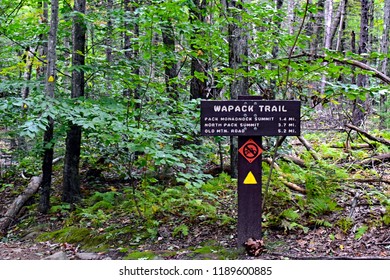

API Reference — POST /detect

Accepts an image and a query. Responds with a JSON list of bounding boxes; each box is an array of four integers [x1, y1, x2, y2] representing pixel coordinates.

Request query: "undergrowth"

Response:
[[3, 129, 389, 255]]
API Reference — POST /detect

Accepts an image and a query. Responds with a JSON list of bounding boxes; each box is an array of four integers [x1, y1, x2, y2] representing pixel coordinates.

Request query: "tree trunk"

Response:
[[331, 0, 348, 51], [62, 0, 86, 203], [228, 0, 249, 178], [190, 0, 208, 100], [286, 0, 296, 35], [380, 0, 390, 128], [321, 0, 333, 94], [123, 0, 140, 99], [37, 1, 48, 78], [309, 0, 324, 55], [353, 0, 370, 126], [39, 0, 59, 214], [161, 20, 178, 98]]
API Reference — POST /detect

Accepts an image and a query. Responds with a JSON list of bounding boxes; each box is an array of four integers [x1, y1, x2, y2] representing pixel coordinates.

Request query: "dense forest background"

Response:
[[0, 0, 389, 259]]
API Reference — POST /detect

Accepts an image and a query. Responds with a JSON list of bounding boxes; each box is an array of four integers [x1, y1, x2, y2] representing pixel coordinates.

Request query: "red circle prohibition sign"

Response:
[[239, 138, 263, 163]]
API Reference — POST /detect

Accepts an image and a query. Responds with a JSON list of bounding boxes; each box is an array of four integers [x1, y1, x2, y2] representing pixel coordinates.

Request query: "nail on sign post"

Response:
[[200, 97, 301, 246]]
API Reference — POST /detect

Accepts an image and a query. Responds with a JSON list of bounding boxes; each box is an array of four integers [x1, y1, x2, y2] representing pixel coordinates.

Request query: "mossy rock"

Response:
[[186, 243, 241, 260], [36, 226, 108, 251]]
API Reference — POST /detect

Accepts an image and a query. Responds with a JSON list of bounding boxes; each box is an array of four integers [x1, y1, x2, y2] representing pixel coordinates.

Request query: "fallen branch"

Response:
[[330, 143, 373, 150], [0, 156, 64, 236], [359, 153, 390, 166], [297, 136, 320, 161], [282, 155, 307, 168], [0, 176, 42, 236], [346, 124, 390, 146], [263, 158, 306, 194], [263, 52, 390, 84], [347, 177, 390, 185]]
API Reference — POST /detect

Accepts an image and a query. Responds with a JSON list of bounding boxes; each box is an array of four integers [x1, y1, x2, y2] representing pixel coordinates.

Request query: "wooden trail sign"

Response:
[[201, 100, 300, 136], [200, 98, 301, 246]]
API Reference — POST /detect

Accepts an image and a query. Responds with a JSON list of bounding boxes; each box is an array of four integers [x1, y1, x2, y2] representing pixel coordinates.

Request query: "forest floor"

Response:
[[0, 165, 389, 260], [0, 129, 390, 260]]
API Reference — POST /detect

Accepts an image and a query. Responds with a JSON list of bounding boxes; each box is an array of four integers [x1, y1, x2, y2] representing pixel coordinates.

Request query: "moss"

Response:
[[187, 241, 241, 260], [89, 200, 114, 212], [37, 226, 91, 243], [36, 226, 109, 251]]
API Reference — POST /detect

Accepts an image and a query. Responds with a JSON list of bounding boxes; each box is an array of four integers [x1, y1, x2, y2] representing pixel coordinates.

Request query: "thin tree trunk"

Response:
[[321, 0, 333, 94], [286, 0, 296, 35], [190, 0, 208, 100], [39, 0, 59, 214], [105, 0, 113, 94], [333, 0, 348, 51], [161, 21, 178, 98], [123, 0, 140, 99], [37, 1, 48, 78], [62, 0, 86, 203], [353, 0, 370, 126], [309, 0, 324, 55], [379, 0, 390, 128]]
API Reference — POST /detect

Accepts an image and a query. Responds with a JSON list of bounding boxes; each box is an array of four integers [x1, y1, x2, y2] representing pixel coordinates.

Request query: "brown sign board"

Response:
[[201, 100, 301, 136]]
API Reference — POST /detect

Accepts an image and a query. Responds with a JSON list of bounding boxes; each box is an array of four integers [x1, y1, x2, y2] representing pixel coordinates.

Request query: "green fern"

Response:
[[310, 218, 332, 227], [308, 196, 340, 217], [336, 217, 354, 233], [354, 225, 368, 240]]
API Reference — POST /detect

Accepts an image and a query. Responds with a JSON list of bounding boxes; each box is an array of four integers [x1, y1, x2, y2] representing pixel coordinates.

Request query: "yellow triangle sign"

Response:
[[243, 171, 257, 184]]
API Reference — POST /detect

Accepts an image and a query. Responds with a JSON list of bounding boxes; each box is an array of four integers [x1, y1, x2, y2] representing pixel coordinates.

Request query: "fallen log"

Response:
[[330, 143, 373, 150], [359, 153, 390, 166], [0, 176, 42, 236], [282, 155, 307, 168], [347, 177, 390, 185], [0, 156, 63, 237], [297, 136, 320, 161], [346, 124, 390, 146]]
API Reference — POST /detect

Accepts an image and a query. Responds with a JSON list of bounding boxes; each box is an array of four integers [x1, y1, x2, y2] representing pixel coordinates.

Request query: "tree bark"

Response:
[[228, 0, 249, 178], [333, 0, 348, 51], [62, 0, 86, 203], [379, 0, 390, 128], [190, 0, 209, 100], [309, 0, 324, 55], [161, 20, 178, 98], [105, 0, 113, 93], [39, 0, 59, 214], [353, 0, 370, 126], [123, 0, 140, 99]]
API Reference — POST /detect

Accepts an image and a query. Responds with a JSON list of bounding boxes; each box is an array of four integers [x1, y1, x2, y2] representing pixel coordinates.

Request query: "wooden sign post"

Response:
[[200, 97, 301, 246]]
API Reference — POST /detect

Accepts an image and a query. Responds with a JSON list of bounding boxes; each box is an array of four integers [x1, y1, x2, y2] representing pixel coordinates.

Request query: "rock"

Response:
[[75, 252, 111, 260], [43, 251, 68, 260], [75, 252, 99, 260], [20, 231, 41, 241]]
